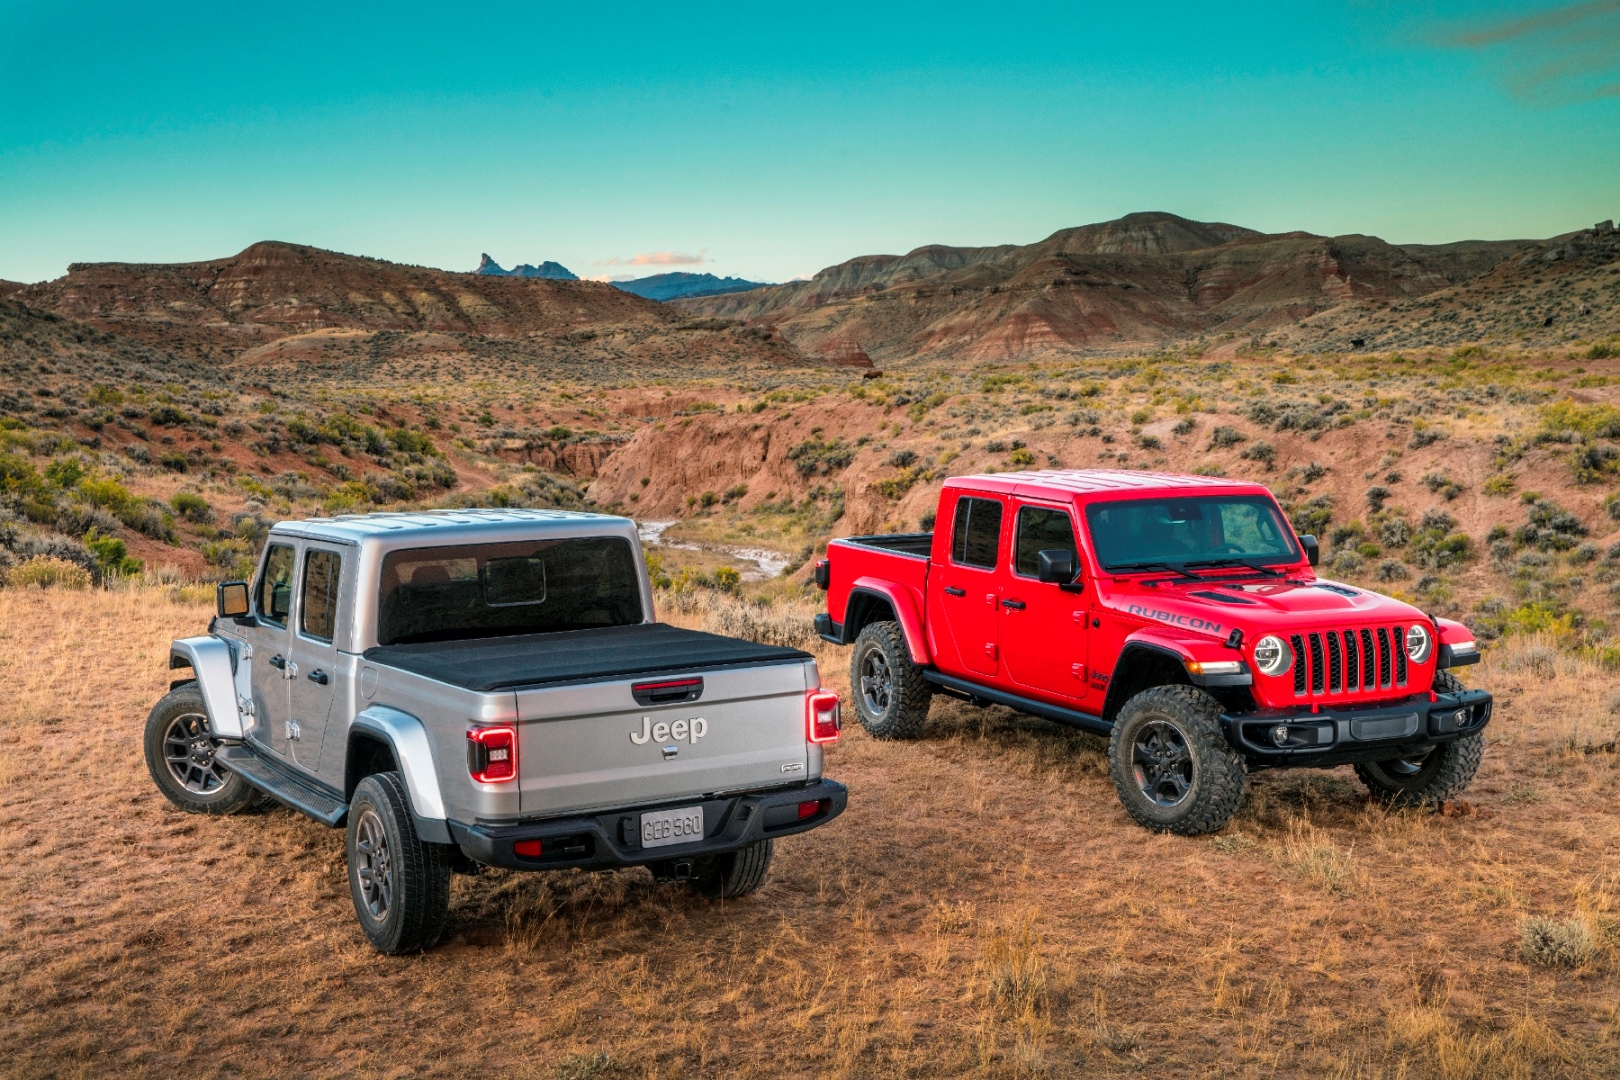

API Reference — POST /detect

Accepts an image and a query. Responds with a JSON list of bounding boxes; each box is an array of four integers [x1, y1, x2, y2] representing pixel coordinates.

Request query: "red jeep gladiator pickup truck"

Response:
[[813, 470, 1489, 835]]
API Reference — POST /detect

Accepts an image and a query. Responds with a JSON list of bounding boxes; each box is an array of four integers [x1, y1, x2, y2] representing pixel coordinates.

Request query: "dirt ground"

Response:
[[4, 586, 1620, 1079]]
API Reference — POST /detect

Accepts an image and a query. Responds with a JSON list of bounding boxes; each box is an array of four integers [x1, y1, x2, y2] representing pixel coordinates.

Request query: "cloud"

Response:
[[1438, 0, 1620, 103], [593, 250, 707, 268]]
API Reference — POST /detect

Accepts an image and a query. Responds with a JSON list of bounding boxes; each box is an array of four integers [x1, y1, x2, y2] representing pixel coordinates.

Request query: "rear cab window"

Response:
[[1013, 505, 1078, 578], [258, 543, 296, 625], [377, 536, 643, 646], [300, 548, 342, 641], [950, 496, 1004, 569]]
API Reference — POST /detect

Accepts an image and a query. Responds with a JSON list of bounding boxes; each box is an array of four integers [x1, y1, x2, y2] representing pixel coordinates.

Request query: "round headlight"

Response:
[[1406, 624, 1432, 663], [1253, 635, 1292, 677]]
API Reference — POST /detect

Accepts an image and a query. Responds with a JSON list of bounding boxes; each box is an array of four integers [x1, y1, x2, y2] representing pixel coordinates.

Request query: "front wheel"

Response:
[[849, 621, 932, 739], [346, 772, 451, 954], [1109, 685, 1246, 836], [143, 685, 259, 815], [1355, 670, 1484, 807]]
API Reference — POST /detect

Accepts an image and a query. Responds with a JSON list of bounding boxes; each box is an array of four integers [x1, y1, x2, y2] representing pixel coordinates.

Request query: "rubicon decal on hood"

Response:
[[1126, 604, 1223, 634]]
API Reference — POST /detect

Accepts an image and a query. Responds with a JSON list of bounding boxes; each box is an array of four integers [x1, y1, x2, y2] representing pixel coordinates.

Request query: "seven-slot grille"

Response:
[[1287, 626, 1409, 697]]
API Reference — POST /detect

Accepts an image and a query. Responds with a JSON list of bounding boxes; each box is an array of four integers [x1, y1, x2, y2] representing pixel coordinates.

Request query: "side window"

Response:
[[1014, 506, 1078, 578], [258, 544, 296, 625], [300, 549, 342, 642], [950, 496, 1004, 569]]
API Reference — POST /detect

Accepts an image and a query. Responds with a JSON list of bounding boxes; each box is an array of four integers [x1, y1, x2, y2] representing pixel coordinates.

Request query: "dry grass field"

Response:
[[4, 585, 1620, 1079]]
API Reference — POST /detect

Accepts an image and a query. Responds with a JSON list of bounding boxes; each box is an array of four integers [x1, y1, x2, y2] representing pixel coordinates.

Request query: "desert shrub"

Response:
[[1515, 498, 1587, 551], [84, 530, 141, 577], [1408, 424, 1446, 449], [1239, 441, 1275, 469], [1171, 417, 1197, 436], [1365, 486, 1391, 512], [124, 444, 152, 464], [1375, 559, 1408, 582], [1542, 399, 1620, 440], [1573, 542, 1600, 564], [1377, 516, 1412, 548], [1328, 550, 1362, 574], [159, 451, 189, 473], [170, 491, 214, 523], [886, 449, 917, 468], [1421, 471, 1464, 500], [1410, 518, 1473, 571], [1520, 916, 1598, 968], [1009, 447, 1036, 466], [1207, 425, 1246, 449], [1483, 473, 1516, 497], [721, 483, 748, 504], [788, 437, 854, 477], [1289, 495, 1333, 535], [6, 555, 91, 590], [1135, 434, 1161, 450]]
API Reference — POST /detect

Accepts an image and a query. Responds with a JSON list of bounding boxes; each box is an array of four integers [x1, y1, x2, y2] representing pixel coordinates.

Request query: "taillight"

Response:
[[806, 690, 840, 744], [467, 726, 518, 783]]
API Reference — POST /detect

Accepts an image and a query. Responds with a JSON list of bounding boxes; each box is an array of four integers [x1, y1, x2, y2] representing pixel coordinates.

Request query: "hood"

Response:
[[1111, 575, 1426, 635]]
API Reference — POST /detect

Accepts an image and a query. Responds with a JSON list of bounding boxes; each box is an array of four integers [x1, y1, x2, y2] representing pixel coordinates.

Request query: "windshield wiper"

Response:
[[1110, 561, 1202, 580], [1182, 558, 1284, 577]]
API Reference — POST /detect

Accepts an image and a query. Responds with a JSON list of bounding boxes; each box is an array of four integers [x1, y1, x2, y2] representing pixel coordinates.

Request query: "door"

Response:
[[1001, 501, 1093, 706], [933, 493, 1006, 678], [245, 541, 296, 757], [287, 543, 345, 776]]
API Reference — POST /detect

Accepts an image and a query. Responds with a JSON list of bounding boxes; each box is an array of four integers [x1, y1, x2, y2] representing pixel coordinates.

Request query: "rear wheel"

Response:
[[143, 685, 259, 815], [849, 620, 932, 739], [1355, 671, 1483, 807], [1109, 685, 1246, 836], [346, 772, 451, 954], [689, 839, 773, 899]]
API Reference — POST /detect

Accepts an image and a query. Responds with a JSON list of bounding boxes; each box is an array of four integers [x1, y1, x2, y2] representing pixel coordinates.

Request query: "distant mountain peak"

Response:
[[611, 271, 772, 302], [476, 254, 578, 280]]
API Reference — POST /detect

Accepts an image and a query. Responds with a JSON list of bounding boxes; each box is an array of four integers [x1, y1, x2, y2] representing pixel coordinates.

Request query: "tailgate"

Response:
[[514, 660, 813, 817]]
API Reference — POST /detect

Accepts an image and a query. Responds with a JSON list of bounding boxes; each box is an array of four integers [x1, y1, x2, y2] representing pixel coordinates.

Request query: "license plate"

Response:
[[641, 805, 704, 849]]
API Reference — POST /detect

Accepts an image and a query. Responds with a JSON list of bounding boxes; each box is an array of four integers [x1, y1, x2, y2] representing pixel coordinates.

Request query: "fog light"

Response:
[[1271, 725, 1290, 747]]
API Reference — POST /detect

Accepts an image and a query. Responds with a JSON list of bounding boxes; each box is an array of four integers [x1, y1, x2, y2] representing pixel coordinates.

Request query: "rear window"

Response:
[[950, 496, 1003, 569], [377, 537, 643, 646]]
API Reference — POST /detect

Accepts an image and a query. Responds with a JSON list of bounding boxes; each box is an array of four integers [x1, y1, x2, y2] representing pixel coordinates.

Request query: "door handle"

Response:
[[307, 670, 329, 686], [268, 655, 286, 670], [944, 586, 966, 597], [1001, 599, 1026, 610]]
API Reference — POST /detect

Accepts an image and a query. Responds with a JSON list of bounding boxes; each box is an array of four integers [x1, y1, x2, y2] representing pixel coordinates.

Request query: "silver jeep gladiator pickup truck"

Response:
[[145, 509, 847, 953]]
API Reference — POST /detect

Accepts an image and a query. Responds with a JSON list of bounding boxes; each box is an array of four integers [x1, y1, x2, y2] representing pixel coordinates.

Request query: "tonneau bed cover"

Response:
[[364, 622, 810, 692]]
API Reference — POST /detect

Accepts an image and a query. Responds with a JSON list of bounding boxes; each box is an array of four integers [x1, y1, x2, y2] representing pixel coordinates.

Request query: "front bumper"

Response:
[[1222, 688, 1493, 768], [448, 777, 848, 872]]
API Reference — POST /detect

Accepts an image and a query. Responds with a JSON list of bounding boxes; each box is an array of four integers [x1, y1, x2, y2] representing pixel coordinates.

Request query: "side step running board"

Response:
[[217, 744, 348, 826], [922, 671, 1112, 736]]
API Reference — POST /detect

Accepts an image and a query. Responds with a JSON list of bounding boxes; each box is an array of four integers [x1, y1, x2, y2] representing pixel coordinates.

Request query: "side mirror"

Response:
[[1037, 549, 1077, 585], [217, 581, 250, 618], [1300, 535, 1319, 567]]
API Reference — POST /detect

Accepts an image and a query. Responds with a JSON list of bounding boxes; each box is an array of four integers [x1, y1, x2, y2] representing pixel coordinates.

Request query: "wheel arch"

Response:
[[845, 578, 929, 664], [348, 707, 451, 843], [1101, 643, 1194, 724], [168, 635, 244, 739]]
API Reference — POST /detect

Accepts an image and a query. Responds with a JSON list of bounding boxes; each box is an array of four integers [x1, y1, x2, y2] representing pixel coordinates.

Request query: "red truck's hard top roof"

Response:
[[942, 468, 1274, 503]]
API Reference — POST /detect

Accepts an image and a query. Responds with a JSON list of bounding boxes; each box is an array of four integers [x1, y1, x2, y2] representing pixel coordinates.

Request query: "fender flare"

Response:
[[169, 635, 244, 740], [351, 706, 451, 843], [848, 577, 930, 665], [1102, 627, 1250, 721]]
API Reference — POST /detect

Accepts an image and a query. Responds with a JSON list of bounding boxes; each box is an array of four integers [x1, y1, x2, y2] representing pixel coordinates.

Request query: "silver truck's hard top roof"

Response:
[[270, 508, 632, 546]]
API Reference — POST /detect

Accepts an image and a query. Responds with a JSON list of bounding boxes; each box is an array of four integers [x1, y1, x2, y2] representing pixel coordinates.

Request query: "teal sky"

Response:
[[0, 1, 1615, 285]]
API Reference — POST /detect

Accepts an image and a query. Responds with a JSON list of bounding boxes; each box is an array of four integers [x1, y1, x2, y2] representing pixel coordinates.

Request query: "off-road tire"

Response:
[[689, 838, 774, 899], [143, 684, 260, 815], [1354, 671, 1483, 807], [346, 771, 452, 954], [1109, 685, 1246, 836], [850, 620, 932, 739]]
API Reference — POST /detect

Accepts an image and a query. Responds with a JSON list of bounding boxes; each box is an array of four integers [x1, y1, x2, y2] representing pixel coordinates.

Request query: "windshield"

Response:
[[1084, 495, 1299, 572], [377, 537, 643, 645]]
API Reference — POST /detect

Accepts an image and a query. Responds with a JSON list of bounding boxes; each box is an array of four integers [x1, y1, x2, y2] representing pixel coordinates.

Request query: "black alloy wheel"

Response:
[[1132, 720, 1194, 808], [163, 710, 230, 795]]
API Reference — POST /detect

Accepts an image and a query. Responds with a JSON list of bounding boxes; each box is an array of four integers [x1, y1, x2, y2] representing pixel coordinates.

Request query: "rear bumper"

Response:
[[448, 777, 848, 872], [1223, 688, 1493, 768]]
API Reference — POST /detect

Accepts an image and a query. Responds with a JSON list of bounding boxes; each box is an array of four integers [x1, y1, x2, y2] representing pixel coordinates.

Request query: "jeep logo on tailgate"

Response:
[[630, 715, 707, 745]]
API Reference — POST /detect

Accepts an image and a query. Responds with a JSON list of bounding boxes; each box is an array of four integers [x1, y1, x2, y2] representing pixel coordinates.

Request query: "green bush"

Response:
[[6, 555, 92, 590], [84, 530, 141, 577], [170, 491, 213, 522]]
